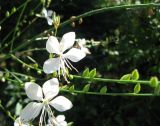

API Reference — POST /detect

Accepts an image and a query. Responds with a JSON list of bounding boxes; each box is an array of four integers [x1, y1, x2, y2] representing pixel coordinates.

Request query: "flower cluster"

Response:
[[16, 31, 88, 125]]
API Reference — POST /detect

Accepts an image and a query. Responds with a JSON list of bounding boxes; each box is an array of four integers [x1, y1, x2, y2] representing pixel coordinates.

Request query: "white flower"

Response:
[[76, 38, 91, 54], [42, 8, 53, 25], [43, 32, 86, 80], [14, 117, 31, 126], [20, 78, 72, 124], [47, 115, 67, 126]]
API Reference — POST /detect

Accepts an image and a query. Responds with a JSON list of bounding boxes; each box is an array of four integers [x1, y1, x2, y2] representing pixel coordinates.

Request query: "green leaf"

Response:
[[100, 86, 107, 94], [154, 84, 160, 94], [83, 84, 90, 92], [69, 85, 74, 93], [89, 68, 96, 78], [134, 83, 141, 93], [82, 68, 90, 77], [131, 69, 139, 80], [11, 7, 16, 13], [120, 74, 131, 80], [5, 11, 10, 17], [150, 77, 159, 88]]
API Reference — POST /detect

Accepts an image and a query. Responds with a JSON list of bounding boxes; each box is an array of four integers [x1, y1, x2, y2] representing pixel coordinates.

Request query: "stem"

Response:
[[60, 89, 160, 96], [0, 0, 31, 25], [11, 54, 41, 71], [60, 3, 160, 28], [0, 100, 15, 120], [72, 75, 160, 85], [10, 1, 28, 52]]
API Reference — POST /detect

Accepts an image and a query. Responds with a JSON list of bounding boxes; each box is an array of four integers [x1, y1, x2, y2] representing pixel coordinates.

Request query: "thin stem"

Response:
[[5, 69, 23, 84], [1, 3, 41, 50], [60, 3, 160, 28], [0, 0, 31, 25], [11, 54, 41, 71], [72, 75, 160, 85], [60, 89, 160, 96], [0, 100, 15, 120], [10, 1, 28, 52]]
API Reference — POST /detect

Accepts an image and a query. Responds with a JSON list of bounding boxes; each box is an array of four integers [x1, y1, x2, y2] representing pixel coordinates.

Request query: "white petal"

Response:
[[59, 121, 67, 126], [43, 58, 60, 74], [43, 78, 59, 100], [46, 36, 60, 54], [63, 48, 86, 62], [25, 82, 43, 101], [56, 115, 65, 122], [47, 17, 53, 25], [14, 117, 29, 126], [42, 8, 47, 17], [20, 102, 43, 122], [49, 96, 73, 112], [47, 10, 53, 17], [81, 47, 91, 54], [60, 32, 75, 52]]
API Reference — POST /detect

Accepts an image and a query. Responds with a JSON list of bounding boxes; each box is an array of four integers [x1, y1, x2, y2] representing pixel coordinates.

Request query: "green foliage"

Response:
[[69, 85, 75, 93], [134, 83, 141, 94], [120, 74, 131, 80], [131, 69, 139, 80], [150, 76, 159, 88], [82, 68, 90, 77], [100, 86, 107, 94], [154, 84, 160, 94], [89, 68, 96, 78], [83, 84, 90, 92]]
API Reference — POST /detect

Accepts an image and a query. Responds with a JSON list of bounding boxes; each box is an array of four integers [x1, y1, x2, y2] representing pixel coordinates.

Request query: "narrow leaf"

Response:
[[154, 84, 160, 94], [82, 68, 90, 77], [69, 85, 74, 93], [131, 69, 139, 80], [100, 86, 107, 94], [83, 84, 90, 92], [89, 68, 96, 78], [120, 74, 131, 80], [134, 83, 141, 93]]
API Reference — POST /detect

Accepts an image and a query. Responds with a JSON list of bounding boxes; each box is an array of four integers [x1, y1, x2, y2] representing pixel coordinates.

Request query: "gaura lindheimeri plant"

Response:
[[43, 32, 86, 81], [42, 8, 53, 25], [20, 78, 72, 125]]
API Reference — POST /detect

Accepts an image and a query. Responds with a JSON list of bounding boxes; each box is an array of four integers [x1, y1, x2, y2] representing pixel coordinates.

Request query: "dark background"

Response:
[[0, 0, 160, 126]]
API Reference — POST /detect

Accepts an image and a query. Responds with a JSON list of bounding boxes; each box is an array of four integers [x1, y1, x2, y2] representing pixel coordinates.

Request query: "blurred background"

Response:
[[0, 0, 160, 125]]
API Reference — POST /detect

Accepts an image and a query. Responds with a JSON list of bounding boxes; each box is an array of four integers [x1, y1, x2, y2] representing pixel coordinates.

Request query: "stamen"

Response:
[[65, 58, 79, 72]]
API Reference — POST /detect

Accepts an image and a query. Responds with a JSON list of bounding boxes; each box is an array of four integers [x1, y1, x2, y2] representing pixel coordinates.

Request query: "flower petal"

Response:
[[14, 117, 29, 126], [49, 96, 73, 112], [63, 48, 86, 62], [20, 102, 43, 122], [43, 78, 59, 100], [59, 121, 67, 126], [43, 58, 60, 74], [60, 32, 75, 52], [25, 82, 43, 101], [47, 10, 53, 17], [46, 36, 60, 54], [46, 17, 53, 25], [42, 8, 47, 17], [56, 115, 65, 122]]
